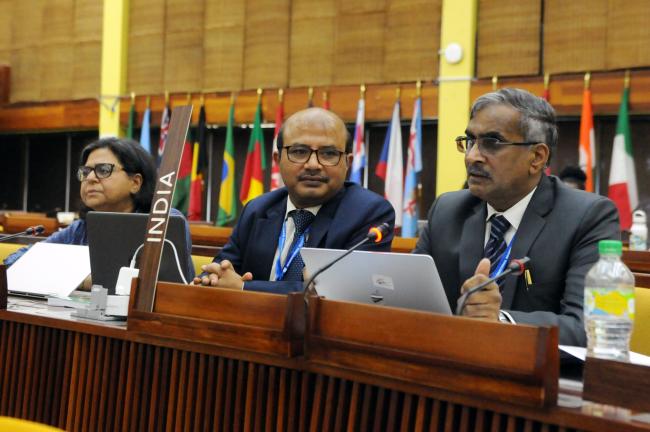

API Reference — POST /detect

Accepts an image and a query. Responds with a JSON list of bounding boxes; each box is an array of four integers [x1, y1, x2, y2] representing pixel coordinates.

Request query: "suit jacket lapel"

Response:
[[459, 201, 487, 294], [250, 198, 287, 277], [501, 176, 554, 308]]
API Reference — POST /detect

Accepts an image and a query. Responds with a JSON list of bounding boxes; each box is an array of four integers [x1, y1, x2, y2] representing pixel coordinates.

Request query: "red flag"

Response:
[[579, 89, 596, 192], [240, 101, 266, 204], [270, 95, 284, 191], [188, 106, 207, 220]]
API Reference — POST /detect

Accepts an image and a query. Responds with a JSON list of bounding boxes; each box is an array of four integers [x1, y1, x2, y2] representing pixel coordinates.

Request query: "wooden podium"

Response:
[[2, 281, 650, 431]]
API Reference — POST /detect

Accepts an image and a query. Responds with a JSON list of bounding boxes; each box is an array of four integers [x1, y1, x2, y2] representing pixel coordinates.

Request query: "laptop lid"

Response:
[[301, 248, 452, 315], [86, 212, 190, 294]]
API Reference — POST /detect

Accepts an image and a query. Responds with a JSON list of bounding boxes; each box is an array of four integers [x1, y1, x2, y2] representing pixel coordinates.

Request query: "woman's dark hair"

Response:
[[79, 137, 156, 217]]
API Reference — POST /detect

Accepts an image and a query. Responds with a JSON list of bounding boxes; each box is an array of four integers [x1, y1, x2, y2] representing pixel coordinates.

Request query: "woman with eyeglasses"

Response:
[[4, 138, 195, 282]]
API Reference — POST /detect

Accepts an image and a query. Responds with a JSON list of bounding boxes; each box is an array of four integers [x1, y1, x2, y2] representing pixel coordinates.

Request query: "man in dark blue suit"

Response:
[[195, 108, 395, 293]]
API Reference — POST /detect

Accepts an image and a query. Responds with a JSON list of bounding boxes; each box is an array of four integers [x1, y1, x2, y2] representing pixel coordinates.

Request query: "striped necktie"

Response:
[[282, 210, 315, 281], [484, 214, 511, 279]]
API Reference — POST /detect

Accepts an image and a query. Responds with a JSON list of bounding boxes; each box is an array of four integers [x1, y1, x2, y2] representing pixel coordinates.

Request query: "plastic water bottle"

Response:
[[584, 240, 635, 360], [629, 210, 647, 251]]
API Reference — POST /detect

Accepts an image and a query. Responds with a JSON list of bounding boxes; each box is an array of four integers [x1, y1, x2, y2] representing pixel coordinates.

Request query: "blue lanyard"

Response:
[[274, 219, 310, 281], [490, 233, 516, 278]]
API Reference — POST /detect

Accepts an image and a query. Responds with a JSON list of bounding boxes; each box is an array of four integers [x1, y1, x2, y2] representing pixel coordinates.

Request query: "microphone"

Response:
[[0, 225, 46, 243], [455, 257, 530, 316], [303, 222, 391, 302]]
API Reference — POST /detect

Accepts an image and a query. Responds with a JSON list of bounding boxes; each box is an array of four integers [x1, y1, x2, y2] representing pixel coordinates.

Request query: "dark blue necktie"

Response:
[[484, 214, 511, 280], [282, 210, 315, 281]]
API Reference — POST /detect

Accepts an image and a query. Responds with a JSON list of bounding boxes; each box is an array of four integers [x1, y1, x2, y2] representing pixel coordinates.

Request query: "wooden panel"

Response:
[[73, 0, 103, 42], [127, 0, 165, 95], [11, 0, 43, 49], [289, 0, 336, 87], [383, 0, 441, 82], [163, 0, 205, 92], [0, 0, 11, 51], [9, 48, 41, 103], [71, 41, 101, 100], [43, 0, 74, 44], [333, 7, 385, 85], [243, 0, 290, 89], [476, 0, 540, 78], [40, 43, 74, 101], [606, 0, 650, 69], [203, 0, 245, 91], [544, 0, 607, 74]]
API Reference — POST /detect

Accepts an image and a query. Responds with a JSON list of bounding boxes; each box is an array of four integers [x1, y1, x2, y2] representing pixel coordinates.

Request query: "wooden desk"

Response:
[[2, 297, 650, 431]]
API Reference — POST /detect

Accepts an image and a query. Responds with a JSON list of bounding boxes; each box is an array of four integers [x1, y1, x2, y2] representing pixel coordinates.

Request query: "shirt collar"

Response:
[[285, 198, 322, 219], [486, 187, 537, 230]]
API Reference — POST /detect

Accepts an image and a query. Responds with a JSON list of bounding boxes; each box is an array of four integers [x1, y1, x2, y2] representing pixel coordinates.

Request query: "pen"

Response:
[[524, 269, 533, 290]]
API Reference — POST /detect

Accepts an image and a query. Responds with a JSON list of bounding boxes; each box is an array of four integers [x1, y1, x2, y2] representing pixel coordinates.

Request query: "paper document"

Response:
[[7, 242, 90, 298], [559, 345, 650, 367]]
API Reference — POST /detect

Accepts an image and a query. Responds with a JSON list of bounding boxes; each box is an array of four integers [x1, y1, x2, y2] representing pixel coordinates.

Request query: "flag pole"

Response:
[[360, 84, 368, 188], [307, 87, 314, 107], [624, 70, 630, 89], [415, 80, 423, 221]]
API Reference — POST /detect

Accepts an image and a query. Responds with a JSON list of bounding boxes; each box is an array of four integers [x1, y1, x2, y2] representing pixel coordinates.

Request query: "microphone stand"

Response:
[[302, 236, 371, 304], [455, 257, 530, 316], [0, 226, 45, 243]]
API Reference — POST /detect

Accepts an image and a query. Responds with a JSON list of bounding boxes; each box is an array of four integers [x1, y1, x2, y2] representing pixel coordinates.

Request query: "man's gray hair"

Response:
[[470, 88, 558, 160]]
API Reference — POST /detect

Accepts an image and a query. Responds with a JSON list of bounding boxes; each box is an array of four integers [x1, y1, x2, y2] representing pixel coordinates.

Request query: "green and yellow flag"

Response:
[[217, 100, 238, 226]]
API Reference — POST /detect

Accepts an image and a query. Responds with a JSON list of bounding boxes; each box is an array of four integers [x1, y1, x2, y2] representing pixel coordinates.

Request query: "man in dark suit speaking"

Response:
[[195, 107, 395, 293], [414, 88, 619, 346]]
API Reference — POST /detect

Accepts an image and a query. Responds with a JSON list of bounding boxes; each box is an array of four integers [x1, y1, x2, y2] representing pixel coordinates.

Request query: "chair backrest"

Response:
[[0, 242, 23, 263], [631, 287, 650, 356], [0, 416, 64, 431], [3, 214, 58, 235]]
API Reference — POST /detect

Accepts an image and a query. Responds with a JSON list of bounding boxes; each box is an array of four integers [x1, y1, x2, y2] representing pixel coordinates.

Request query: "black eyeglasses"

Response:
[[456, 136, 540, 155], [77, 163, 122, 181], [284, 145, 346, 166]]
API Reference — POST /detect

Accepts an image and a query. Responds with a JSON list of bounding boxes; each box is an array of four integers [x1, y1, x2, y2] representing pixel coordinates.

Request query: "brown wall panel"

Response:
[[10, 49, 41, 102], [40, 43, 74, 101], [544, 0, 607, 74], [383, 0, 440, 82], [607, 1, 650, 69], [0, 0, 11, 51], [333, 10, 385, 85], [476, 0, 540, 78], [243, 0, 290, 89], [44, 0, 74, 43], [289, 0, 336, 87], [74, 0, 103, 42], [128, 0, 166, 95], [203, 0, 245, 91], [163, 0, 205, 92], [72, 41, 102, 100]]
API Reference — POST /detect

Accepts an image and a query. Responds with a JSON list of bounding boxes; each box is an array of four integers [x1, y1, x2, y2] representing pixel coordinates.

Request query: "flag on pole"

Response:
[[375, 100, 403, 227], [157, 102, 170, 165], [240, 97, 266, 205], [579, 84, 596, 192], [350, 97, 366, 185], [217, 100, 238, 226], [270, 91, 284, 191], [608, 85, 638, 230], [402, 97, 422, 237], [541, 77, 552, 175], [188, 105, 207, 221], [126, 95, 136, 139], [172, 136, 193, 215], [139, 106, 151, 153]]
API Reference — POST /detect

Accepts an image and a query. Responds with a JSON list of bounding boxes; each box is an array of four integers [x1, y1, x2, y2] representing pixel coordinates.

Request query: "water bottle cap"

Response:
[[598, 240, 622, 255], [633, 209, 647, 224]]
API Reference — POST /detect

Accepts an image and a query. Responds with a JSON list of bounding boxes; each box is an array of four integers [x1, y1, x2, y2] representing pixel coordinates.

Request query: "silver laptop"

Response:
[[301, 248, 451, 314]]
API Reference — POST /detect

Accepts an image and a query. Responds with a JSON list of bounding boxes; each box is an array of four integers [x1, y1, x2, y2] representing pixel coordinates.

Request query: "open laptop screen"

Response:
[[301, 248, 451, 315], [86, 211, 191, 294]]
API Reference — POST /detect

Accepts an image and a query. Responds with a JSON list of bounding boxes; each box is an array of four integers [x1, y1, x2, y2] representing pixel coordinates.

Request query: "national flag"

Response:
[[541, 84, 551, 175], [217, 101, 237, 226], [349, 98, 366, 185], [270, 95, 284, 191], [239, 100, 266, 204], [402, 97, 422, 237], [139, 106, 151, 154], [172, 135, 193, 215], [375, 100, 403, 227], [158, 103, 170, 165], [126, 97, 136, 139], [608, 86, 638, 230], [188, 105, 207, 221], [579, 88, 596, 192]]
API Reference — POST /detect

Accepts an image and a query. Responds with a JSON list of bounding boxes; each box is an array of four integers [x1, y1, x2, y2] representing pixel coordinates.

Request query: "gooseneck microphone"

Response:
[[455, 257, 530, 316], [303, 222, 391, 302], [0, 225, 46, 243]]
